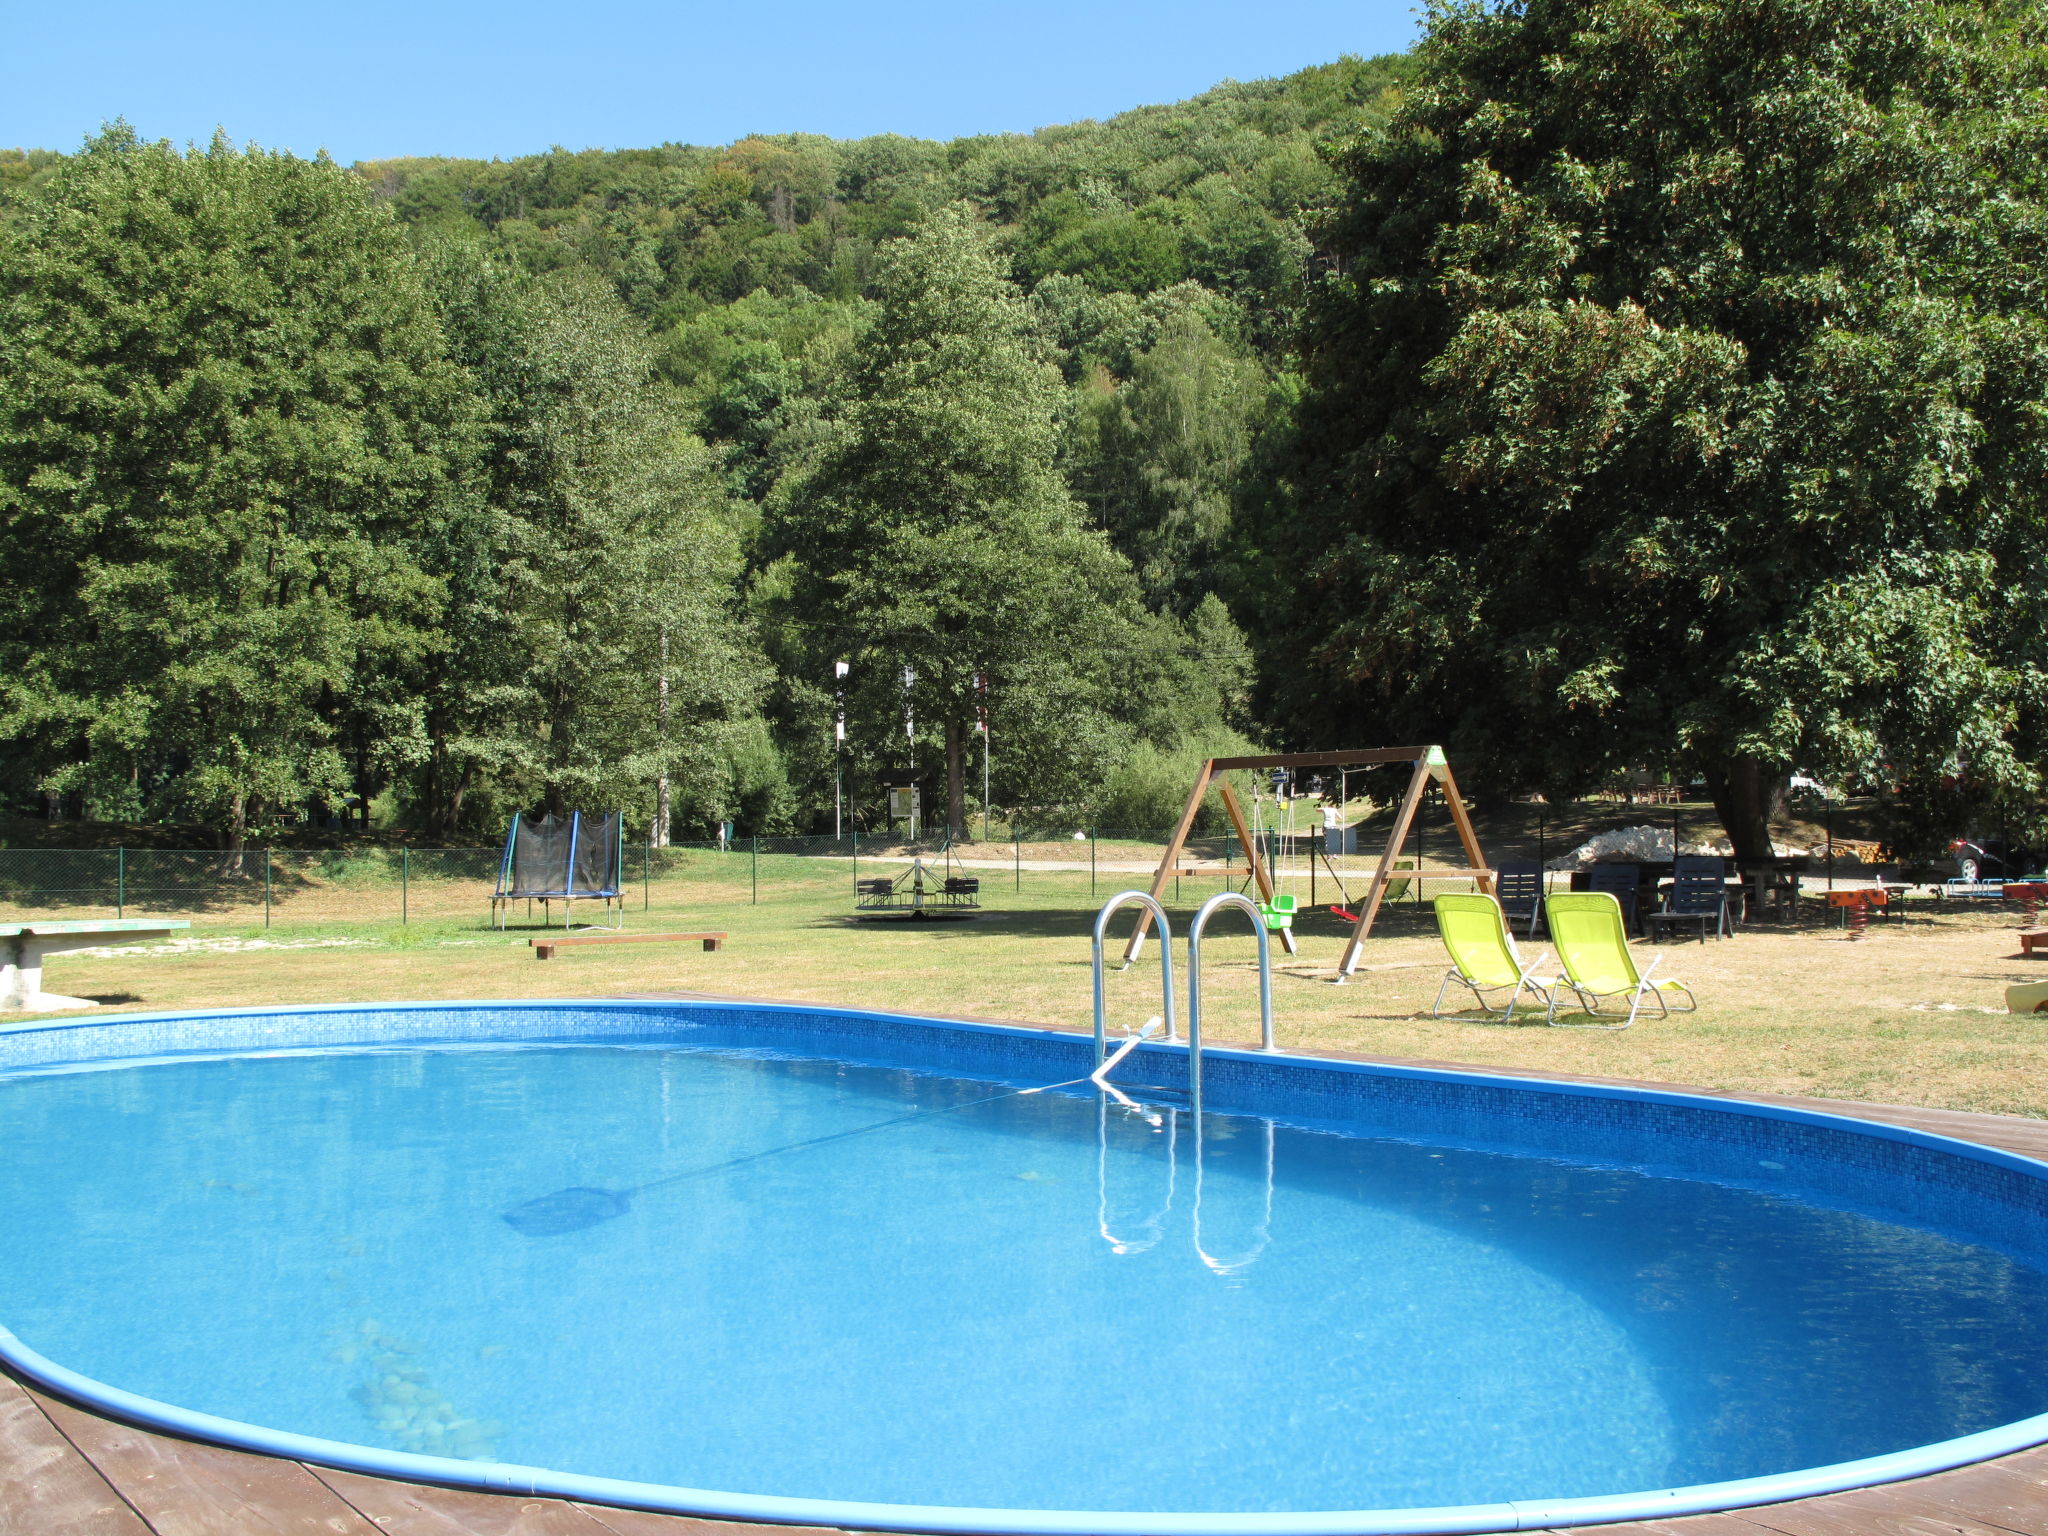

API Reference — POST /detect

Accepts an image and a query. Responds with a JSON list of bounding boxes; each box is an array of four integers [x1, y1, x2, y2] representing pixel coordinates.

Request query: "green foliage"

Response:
[[770, 205, 1143, 823], [418, 247, 764, 837], [0, 128, 471, 847], [0, 59, 1463, 843], [1087, 729, 1263, 834], [1069, 310, 1270, 611], [1271, 0, 2048, 858]]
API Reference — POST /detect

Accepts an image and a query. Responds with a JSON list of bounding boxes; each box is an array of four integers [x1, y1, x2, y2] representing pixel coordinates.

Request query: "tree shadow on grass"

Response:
[[797, 899, 1448, 950]]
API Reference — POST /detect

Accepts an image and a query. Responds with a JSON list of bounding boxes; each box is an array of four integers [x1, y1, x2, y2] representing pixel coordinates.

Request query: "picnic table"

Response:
[[1, 919, 190, 1012]]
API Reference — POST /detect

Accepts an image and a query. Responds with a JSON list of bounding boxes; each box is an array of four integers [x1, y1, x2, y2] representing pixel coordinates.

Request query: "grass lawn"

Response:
[[7, 852, 2044, 1120]]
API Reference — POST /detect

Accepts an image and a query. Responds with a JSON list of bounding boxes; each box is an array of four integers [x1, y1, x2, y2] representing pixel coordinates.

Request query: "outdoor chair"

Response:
[[1544, 891, 1699, 1028], [1493, 860, 1547, 939], [1645, 855, 1733, 942], [1429, 893, 1558, 1024], [1586, 863, 1642, 934]]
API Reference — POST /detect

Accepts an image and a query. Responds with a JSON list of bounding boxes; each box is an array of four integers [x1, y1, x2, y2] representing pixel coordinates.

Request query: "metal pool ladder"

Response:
[[1093, 889, 1178, 1086], [1095, 890, 1276, 1118], [1187, 891, 1275, 1080]]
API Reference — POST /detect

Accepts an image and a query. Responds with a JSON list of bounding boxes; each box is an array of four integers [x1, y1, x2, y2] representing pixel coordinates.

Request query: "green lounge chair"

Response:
[[1430, 893, 1558, 1023], [1543, 891, 1698, 1028]]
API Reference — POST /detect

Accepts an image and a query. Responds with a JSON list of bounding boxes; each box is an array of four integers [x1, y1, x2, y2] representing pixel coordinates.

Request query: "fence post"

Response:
[[401, 847, 410, 925], [752, 836, 759, 905], [1013, 828, 1021, 892], [1090, 830, 1096, 896], [117, 847, 126, 919], [643, 843, 650, 911], [263, 849, 273, 929], [851, 828, 858, 901]]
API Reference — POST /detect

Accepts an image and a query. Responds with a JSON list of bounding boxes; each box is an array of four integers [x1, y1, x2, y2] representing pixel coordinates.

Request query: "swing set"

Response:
[[1119, 746, 1494, 982]]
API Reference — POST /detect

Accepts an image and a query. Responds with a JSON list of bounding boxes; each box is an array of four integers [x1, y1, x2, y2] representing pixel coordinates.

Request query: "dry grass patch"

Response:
[[4, 882, 2043, 1119]]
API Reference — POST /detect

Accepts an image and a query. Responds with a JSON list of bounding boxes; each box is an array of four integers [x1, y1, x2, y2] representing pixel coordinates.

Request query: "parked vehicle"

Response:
[[1949, 837, 2039, 882]]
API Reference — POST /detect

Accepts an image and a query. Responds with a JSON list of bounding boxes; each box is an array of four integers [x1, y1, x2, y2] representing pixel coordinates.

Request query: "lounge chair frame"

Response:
[[1430, 894, 1557, 1024], [1544, 891, 1699, 1028]]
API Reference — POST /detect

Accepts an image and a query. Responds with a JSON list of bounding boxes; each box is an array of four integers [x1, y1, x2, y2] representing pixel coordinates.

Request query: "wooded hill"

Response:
[[8, 0, 2044, 863], [0, 58, 1414, 845]]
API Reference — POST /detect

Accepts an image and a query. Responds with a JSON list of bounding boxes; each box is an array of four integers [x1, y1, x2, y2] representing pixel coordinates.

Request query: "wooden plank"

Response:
[[1209, 746, 1435, 771], [1739, 1482, 2030, 1536], [1119, 758, 1214, 965], [1342, 868, 1498, 881], [1217, 779, 1297, 956], [31, 1387, 383, 1536], [572, 1505, 841, 1536], [1598, 1516, 1790, 1535], [1892, 1460, 2048, 1535], [531, 933, 724, 953], [1436, 765, 1495, 898], [1336, 758, 1433, 977], [308, 1465, 616, 1535], [0, 1376, 151, 1536]]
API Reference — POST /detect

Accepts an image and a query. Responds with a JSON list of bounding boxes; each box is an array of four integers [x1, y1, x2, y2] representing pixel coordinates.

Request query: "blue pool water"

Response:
[[1, 1004, 2047, 1530]]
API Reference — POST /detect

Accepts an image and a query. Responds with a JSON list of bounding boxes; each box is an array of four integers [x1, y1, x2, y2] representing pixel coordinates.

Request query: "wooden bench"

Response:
[[2020, 928, 2048, 957], [530, 932, 726, 960]]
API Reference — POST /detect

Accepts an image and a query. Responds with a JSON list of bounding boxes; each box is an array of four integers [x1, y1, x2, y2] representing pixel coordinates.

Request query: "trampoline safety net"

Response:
[[496, 811, 623, 899]]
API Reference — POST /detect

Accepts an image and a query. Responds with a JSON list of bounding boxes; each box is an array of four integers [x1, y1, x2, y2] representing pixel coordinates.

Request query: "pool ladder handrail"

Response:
[[1093, 892, 1179, 1066], [1186, 892, 1277, 1097]]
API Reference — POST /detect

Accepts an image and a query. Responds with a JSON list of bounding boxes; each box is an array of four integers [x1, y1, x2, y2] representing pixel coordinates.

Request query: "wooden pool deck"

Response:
[[6, 996, 2048, 1536]]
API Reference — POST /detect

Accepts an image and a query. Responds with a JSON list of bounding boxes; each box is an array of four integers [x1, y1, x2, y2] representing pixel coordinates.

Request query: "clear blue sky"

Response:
[[9, 0, 1422, 164]]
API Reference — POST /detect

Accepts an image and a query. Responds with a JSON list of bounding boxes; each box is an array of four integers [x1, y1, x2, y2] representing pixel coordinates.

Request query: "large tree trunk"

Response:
[[423, 731, 451, 841], [1703, 758, 1786, 865], [222, 793, 249, 878], [945, 718, 967, 840]]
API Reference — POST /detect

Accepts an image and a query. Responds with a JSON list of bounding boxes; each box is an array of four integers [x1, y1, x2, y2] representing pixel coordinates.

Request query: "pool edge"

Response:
[[3, 992, 2047, 1536]]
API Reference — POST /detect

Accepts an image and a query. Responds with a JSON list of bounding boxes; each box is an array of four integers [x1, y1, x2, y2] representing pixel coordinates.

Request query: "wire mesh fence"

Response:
[[0, 827, 1450, 929]]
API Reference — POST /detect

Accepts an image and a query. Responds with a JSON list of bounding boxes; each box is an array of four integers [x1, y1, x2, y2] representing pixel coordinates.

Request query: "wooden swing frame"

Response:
[[1119, 745, 1494, 981]]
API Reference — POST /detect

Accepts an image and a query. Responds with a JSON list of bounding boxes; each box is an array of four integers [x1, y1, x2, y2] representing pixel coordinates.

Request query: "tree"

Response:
[[772, 204, 1160, 834], [419, 247, 762, 839], [0, 127, 470, 849], [1271, 0, 2048, 859], [1069, 308, 1267, 612]]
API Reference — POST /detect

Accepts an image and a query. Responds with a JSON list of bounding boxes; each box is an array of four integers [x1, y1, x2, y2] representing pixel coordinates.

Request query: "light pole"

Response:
[[833, 661, 849, 839], [901, 665, 918, 841]]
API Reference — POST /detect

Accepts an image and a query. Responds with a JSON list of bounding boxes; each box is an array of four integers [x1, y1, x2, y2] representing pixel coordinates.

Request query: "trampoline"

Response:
[[491, 811, 625, 929]]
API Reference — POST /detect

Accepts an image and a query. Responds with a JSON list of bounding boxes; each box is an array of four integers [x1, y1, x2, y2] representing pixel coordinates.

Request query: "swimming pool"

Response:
[[0, 998, 2045, 1535]]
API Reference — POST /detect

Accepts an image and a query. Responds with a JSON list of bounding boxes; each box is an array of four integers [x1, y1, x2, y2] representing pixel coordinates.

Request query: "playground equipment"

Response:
[[1826, 887, 1887, 939], [854, 846, 982, 920], [1121, 745, 1493, 983], [491, 811, 625, 929], [2008, 980, 2048, 1013]]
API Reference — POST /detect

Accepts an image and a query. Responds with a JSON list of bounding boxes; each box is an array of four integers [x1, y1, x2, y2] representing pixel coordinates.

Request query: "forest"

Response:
[[5, 0, 2046, 863]]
